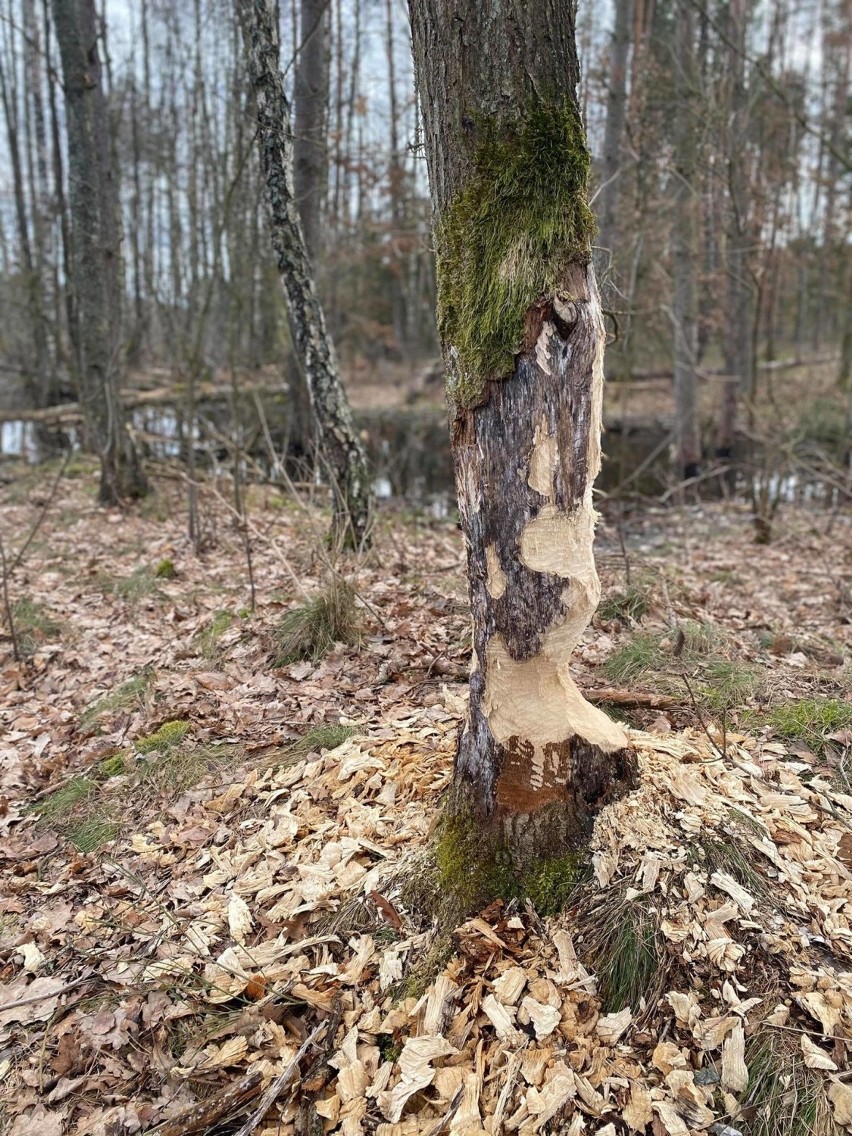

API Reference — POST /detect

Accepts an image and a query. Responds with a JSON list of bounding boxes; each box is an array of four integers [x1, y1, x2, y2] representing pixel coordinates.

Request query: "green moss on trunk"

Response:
[[436, 99, 596, 408], [432, 806, 586, 919]]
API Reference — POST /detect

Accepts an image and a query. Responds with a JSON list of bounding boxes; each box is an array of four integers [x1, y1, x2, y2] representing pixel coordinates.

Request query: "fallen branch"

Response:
[[583, 687, 680, 710], [232, 1019, 328, 1136], [150, 1067, 263, 1136]]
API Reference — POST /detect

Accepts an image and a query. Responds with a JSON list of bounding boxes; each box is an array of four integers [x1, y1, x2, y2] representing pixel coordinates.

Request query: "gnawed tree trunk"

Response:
[[236, 0, 371, 548], [409, 0, 637, 868], [51, 0, 147, 505]]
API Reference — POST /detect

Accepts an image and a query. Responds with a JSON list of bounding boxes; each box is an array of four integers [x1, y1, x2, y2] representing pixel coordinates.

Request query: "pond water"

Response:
[[1, 396, 847, 513]]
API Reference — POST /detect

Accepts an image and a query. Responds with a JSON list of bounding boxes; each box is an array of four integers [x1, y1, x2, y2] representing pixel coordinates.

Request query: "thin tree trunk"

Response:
[[671, 0, 700, 481], [716, 0, 753, 459], [597, 0, 631, 274], [236, 0, 371, 548], [409, 0, 636, 868], [290, 0, 330, 466], [50, 0, 147, 503], [293, 0, 329, 263]]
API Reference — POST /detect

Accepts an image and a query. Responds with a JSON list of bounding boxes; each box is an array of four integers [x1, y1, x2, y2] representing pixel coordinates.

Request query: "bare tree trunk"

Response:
[[293, 0, 329, 263], [289, 0, 330, 468], [716, 0, 753, 460], [597, 0, 631, 273], [671, 0, 700, 480], [409, 0, 636, 869], [236, 0, 371, 548], [50, 0, 147, 503]]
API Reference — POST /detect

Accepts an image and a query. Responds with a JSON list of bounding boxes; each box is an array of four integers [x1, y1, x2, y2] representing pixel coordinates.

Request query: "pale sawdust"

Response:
[[3, 696, 851, 1135]]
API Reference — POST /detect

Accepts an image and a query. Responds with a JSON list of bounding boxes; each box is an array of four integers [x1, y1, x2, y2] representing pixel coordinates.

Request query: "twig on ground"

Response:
[[0, 533, 19, 662], [232, 1019, 328, 1136], [151, 1066, 263, 1136]]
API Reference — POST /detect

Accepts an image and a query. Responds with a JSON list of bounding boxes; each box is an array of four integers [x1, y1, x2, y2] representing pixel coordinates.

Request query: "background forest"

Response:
[[0, 0, 849, 523]]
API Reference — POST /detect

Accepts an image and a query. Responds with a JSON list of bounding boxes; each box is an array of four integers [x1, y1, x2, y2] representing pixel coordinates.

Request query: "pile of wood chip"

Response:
[[3, 695, 851, 1135]]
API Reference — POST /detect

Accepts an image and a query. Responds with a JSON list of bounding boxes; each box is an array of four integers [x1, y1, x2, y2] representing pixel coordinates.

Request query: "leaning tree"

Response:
[[408, 0, 638, 869], [235, 0, 372, 549]]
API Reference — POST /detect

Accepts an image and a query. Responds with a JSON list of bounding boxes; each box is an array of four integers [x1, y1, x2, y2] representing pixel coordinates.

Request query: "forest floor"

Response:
[[1, 461, 851, 1136]]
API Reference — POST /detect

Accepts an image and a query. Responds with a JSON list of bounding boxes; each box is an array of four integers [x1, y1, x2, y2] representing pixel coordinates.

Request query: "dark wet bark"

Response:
[[51, 0, 147, 504]]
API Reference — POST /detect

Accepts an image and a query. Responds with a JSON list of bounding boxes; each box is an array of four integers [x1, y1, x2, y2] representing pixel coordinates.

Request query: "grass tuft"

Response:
[[69, 816, 119, 854], [273, 579, 362, 666], [598, 578, 654, 625], [195, 610, 234, 661], [282, 723, 357, 757], [140, 741, 235, 795], [154, 558, 177, 579], [692, 830, 770, 899], [99, 565, 161, 603], [701, 659, 763, 714], [601, 621, 765, 719], [35, 778, 94, 822], [601, 632, 661, 685], [11, 598, 62, 658], [765, 698, 852, 754], [80, 669, 153, 731], [575, 887, 665, 1016], [738, 1029, 833, 1136]]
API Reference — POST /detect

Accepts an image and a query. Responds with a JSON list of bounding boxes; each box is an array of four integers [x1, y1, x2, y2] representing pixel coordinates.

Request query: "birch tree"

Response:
[[50, 0, 147, 504], [408, 0, 637, 868], [235, 0, 371, 548]]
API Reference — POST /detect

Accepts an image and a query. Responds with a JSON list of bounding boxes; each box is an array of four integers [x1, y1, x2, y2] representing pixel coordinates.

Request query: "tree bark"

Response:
[[293, 0, 329, 263], [236, 0, 371, 548], [50, 0, 147, 504], [716, 0, 754, 460], [597, 0, 632, 273], [409, 0, 637, 866], [671, 0, 700, 481]]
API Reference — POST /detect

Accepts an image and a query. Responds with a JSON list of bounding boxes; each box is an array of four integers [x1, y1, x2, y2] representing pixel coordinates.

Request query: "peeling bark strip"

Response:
[[235, 0, 371, 548], [408, 0, 637, 861]]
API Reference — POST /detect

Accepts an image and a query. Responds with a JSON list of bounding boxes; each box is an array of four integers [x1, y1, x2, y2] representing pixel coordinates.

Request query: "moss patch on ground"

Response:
[[436, 98, 595, 407], [136, 719, 190, 754], [280, 723, 357, 759]]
